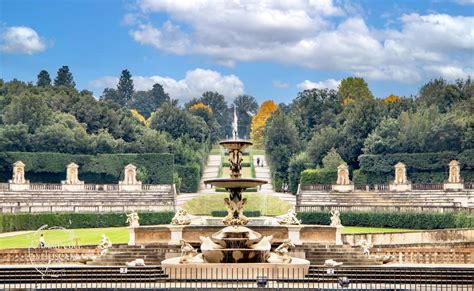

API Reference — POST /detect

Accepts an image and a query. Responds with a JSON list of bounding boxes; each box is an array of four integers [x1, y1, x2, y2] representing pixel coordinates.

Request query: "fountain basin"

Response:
[[204, 178, 267, 189], [219, 139, 253, 151], [161, 258, 310, 279], [202, 248, 270, 263]]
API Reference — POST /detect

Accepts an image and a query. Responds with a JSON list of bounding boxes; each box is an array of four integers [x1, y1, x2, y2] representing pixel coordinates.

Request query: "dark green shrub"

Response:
[[211, 210, 261, 217], [297, 211, 473, 229], [300, 169, 336, 185], [222, 162, 251, 167], [175, 164, 200, 193], [0, 212, 174, 232]]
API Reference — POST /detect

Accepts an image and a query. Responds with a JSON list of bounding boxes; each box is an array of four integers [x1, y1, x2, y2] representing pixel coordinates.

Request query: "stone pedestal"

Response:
[[61, 183, 85, 191], [167, 225, 185, 245], [389, 183, 412, 192], [119, 184, 142, 191], [128, 227, 136, 246], [335, 226, 344, 245], [286, 225, 303, 245], [8, 183, 30, 191], [443, 183, 464, 191], [332, 184, 354, 192]]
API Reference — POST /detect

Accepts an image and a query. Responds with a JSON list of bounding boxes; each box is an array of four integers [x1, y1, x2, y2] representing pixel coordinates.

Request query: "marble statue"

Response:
[[232, 106, 238, 140], [98, 234, 112, 256], [65, 163, 82, 184], [277, 209, 301, 225], [249, 235, 273, 250], [126, 258, 146, 266], [122, 164, 141, 185], [330, 209, 342, 227], [223, 197, 248, 225], [394, 162, 407, 185], [179, 239, 203, 263], [267, 239, 295, 263], [358, 239, 373, 256], [199, 236, 223, 251], [375, 254, 395, 264], [324, 259, 343, 267], [171, 207, 192, 225], [126, 211, 140, 227], [228, 149, 243, 178], [11, 161, 27, 184], [336, 163, 350, 185], [448, 160, 461, 183]]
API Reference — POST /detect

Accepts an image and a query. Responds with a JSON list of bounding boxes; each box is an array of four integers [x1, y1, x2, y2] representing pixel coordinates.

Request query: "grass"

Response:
[[0, 227, 129, 249], [250, 148, 265, 156], [182, 193, 292, 216], [221, 167, 252, 178]]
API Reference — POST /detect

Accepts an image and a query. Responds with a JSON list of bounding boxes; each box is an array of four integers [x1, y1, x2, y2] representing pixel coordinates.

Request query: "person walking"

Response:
[[39, 234, 45, 248], [256, 157, 260, 167]]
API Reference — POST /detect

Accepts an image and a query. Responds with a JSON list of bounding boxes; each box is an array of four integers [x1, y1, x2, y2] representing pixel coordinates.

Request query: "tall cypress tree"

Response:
[[117, 69, 134, 107], [54, 66, 75, 88], [36, 70, 51, 87]]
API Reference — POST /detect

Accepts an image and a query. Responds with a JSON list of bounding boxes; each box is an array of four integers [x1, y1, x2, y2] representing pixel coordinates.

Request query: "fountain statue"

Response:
[[161, 108, 310, 278]]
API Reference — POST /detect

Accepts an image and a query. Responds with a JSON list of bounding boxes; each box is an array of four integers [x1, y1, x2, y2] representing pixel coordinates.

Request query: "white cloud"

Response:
[[127, 1, 474, 82], [89, 68, 244, 103], [297, 79, 340, 90], [272, 80, 289, 89], [0, 26, 48, 54]]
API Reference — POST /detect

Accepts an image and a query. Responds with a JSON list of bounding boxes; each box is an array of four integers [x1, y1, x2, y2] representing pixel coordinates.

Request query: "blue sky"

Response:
[[1, 0, 473, 104]]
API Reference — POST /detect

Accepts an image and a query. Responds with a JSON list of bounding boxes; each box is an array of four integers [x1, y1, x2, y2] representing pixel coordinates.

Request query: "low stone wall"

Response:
[[0, 246, 98, 264], [342, 228, 474, 246], [133, 225, 337, 245]]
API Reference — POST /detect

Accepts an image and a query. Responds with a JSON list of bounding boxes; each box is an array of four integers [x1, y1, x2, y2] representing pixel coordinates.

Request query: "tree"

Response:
[[186, 91, 230, 138], [117, 69, 134, 107], [306, 126, 340, 166], [338, 77, 373, 105], [264, 110, 299, 189], [132, 83, 170, 118], [54, 66, 75, 87], [418, 78, 472, 113], [250, 100, 278, 148], [3, 92, 52, 132], [189, 103, 220, 142], [36, 70, 51, 87], [321, 148, 345, 170], [233, 95, 258, 139]]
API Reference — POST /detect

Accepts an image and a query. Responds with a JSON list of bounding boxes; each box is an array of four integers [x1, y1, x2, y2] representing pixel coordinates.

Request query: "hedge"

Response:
[[297, 211, 473, 229], [0, 212, 175, 232], [211, 210, 261, 217], [300, 169, 337, 185], [0, 152, 174, 184], [222, 162, 251, 168], [175, 164, 200, 193]]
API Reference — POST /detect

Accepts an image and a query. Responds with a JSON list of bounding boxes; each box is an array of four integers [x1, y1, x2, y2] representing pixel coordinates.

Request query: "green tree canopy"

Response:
[[54, 66, 75, 88], [36, 70, 51, 87]]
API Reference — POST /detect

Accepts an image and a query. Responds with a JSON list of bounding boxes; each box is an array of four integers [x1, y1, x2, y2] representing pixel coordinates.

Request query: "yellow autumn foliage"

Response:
[[250, 100, 278, 148], [383, 94, 400, 103], [189, 102, 213, 113], [130, 109, 151, 127]]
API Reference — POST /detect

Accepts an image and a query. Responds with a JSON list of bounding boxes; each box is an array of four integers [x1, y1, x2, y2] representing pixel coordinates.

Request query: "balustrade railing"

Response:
[[0, 183, 9, 191], [29, 183, 62, 191], [412, 183, 444, 190], [0, 182, 173, 192], [464, 182, 474, 190], [301, 184, 332, 191], [295, 204, 470, 213]]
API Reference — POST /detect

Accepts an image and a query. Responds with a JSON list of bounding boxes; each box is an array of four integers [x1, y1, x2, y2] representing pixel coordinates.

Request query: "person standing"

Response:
[[256, 157, 260, 167]]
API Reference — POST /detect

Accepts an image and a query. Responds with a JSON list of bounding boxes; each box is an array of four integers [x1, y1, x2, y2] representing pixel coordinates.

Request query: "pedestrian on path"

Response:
[[256, 157, 260, 167], [39, 234, 45, 248]]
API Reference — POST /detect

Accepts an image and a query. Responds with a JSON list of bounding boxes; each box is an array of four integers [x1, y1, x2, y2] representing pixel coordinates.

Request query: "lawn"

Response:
[[0, 227, 129, 249], [182, 193, 292, 216], [0, 225, 415, 249], [221, 167, 252, 178]]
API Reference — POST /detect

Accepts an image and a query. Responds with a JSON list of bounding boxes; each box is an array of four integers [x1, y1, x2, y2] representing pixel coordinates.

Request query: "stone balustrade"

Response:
[[371, 244, 474, 264], [0, 183, 173, 192]]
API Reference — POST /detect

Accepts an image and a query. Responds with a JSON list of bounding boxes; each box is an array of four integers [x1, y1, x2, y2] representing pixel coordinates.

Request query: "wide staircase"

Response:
[[297, 188, 473, 212], [0, 185, 175, 213]]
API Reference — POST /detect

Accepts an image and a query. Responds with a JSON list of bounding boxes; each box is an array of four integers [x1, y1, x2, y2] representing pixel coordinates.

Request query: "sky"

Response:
[[1, 0, 473, 104]]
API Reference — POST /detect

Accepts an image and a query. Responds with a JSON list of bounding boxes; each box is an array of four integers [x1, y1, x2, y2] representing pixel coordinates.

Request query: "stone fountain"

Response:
[[160, 108, 310, 278]]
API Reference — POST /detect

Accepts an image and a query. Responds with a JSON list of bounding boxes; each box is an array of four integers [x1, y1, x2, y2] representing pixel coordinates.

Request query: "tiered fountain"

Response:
[[161, 108, 310, 278]]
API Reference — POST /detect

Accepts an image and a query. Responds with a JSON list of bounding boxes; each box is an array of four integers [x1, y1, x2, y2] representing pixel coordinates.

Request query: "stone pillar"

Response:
[[444, 160, 464, 191], [389, 162, 411, 192], [9, 161, 30, 191], [119, 164, 142, 191], [332, 163, 354, 192], [128, 227, 136, 246], [61, 163, 85, 191], [167, 225, 185, 245], [286, 225, 303, 245]]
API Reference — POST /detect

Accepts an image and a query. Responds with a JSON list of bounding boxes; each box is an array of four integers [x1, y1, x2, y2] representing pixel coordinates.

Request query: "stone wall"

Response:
[[342, 228, 474, 246], [0, 246, 98, 265]]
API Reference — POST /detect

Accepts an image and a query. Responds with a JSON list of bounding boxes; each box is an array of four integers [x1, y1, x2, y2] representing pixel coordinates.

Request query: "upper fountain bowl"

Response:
[[204, 178, 267, 189], [219, 139, 253, 151]]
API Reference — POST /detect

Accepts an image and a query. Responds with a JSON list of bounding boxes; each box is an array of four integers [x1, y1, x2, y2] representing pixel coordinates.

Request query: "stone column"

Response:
[[167, 225, 185, 245], [444, 160, 464, 191], [9, 161, 30, 191], [286, 225, 303, 245], [128, 227, 136, 246], [389, 162, 411, 192], [61, 163, 85, 191], [332, 163, 354, 192], [119, 164, 142, 191]]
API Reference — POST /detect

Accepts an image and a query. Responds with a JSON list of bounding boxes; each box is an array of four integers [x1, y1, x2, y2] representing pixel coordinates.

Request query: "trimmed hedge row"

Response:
[[222, 162, 251, 167], [0, 212, 175, 232], [175, 164, 200, 193], [297, 211, 473, 229], [211, 210, 261, 217], [300, 169, 337, 185], [0, 152, 174, 184]]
